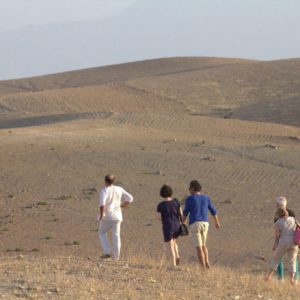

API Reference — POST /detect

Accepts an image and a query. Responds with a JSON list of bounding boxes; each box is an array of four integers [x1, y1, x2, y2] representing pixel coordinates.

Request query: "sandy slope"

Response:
[[0, 57, 300, 298], [1, 255, 300, 299]]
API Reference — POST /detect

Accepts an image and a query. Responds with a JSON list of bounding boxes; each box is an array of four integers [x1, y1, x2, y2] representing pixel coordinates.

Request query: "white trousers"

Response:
[[99, 220, 122, 260]]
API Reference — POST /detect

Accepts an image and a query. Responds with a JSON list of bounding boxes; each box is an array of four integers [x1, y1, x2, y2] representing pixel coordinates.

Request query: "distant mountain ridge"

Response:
[[0, 0, 299, 80]]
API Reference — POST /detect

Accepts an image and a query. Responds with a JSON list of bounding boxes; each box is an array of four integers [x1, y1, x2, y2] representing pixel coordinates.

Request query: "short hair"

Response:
[[189, 180, 202, 192], [276, 208, 288, 219], [276, 196, 287, 209], [160, 185, 173, 198], [105, 174, 115, 185]]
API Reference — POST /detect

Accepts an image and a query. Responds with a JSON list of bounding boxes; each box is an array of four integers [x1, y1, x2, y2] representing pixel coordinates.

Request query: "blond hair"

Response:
[[276, 196, 287, 209]]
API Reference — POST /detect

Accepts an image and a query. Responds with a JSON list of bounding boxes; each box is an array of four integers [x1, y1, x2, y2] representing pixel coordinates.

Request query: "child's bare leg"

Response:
[[167, 239, 177, 266], [174, 239, 180, 265]]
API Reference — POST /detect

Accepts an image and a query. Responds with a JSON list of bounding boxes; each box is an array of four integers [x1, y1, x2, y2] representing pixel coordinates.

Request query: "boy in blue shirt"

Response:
[[183, 180, 220, 268]]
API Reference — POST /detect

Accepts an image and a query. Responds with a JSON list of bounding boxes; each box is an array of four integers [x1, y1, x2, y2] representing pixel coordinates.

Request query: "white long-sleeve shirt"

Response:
[[99, 185, 133, 221]]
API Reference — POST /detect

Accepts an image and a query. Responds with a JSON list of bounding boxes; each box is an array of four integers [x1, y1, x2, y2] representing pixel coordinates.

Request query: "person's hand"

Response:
[[272, 245, 277, 251], [215, 222, 220, 229], [121, 202, 129, 208]]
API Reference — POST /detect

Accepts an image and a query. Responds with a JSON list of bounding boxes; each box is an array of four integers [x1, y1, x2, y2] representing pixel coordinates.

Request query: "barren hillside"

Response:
[[0, 57, 300, 299]]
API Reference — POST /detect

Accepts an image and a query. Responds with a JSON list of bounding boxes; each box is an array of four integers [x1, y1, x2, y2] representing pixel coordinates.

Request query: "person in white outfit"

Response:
[[265, 208, 299, 285], [98, 174, 133, 260]]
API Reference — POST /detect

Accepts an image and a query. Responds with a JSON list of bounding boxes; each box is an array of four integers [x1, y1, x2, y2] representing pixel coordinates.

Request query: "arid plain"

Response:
[[1, 57, 300, 299]]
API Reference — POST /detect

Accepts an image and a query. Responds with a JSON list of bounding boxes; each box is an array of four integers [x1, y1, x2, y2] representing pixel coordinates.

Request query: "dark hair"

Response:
[[189, 180, 202, 192], [160, 185, 173, 198], [105, 174, 115, 185], [276, 208, 288, 219]]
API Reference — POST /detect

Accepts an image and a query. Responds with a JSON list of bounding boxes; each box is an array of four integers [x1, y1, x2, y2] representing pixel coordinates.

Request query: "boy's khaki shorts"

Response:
[[190, 221, 209, 247]]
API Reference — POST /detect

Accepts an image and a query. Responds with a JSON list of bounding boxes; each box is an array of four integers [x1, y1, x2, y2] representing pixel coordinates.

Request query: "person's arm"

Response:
[[120, 189, 133, 208], [157, 204, 162, 221], [182, 198, 190, 224], [157, 212, 162, 221], [273, 225, 280, 251], [213, 215, 221, 229], [179, 206, 184, 222], [99, 206, 104, 220], [99, 189, 106, 220], [208, 197, 220, 229]]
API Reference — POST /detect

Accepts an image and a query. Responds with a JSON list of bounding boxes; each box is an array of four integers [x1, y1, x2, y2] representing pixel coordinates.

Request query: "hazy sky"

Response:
[[0, 0, 299, 79], [0, 0, 135, 31]]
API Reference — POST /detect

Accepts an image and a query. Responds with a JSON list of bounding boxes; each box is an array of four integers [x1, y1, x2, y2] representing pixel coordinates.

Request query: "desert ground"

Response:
[[0, 57, 300, 299]]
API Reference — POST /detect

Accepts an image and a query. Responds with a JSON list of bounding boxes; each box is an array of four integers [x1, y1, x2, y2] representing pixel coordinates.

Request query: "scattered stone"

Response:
[[173, 138, 177, 142], [17, 285, 26, 290], [257, 295, 263, 299], [254, 255, 266, 261], [90, 288, 95, 293], [50, 287, 59, 293], [201, 156, 216, 161], [223, 199, 232, 204], [264, 144, 279, 150], [145, 223, 152, 227], [17, 254, 24, 259], [155, 170, 165, 176], [149, 277, 156, 283], [234, 296, 240, 300]]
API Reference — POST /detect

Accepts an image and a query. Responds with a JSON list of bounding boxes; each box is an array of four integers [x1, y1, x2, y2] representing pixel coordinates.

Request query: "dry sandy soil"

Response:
[[0, 57, 300, 299]]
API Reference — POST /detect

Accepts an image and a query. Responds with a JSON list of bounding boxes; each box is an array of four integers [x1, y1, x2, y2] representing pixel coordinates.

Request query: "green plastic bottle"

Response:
[[277, 260, 284, 281]]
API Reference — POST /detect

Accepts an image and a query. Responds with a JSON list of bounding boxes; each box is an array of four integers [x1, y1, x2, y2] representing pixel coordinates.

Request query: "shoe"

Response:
[[100, 254, 111, 259], [176, 258, 180, 266]]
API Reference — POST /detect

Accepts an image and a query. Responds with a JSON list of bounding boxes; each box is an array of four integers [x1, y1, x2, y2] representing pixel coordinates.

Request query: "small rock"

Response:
[[47, 291, 52, 295], [90, 288, 95, 293], [223, 199, 232, 204], [17, 255, 24, 260], [257, 295, 263, 299], [149, 277, 156, 283], [234, 296, 240, 300], [173, 138, 177, 142], [201, 156, 216, 161], [254, 255, 266, 261], [155, 170, 165, 176], [264, 144, 278, 150]]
